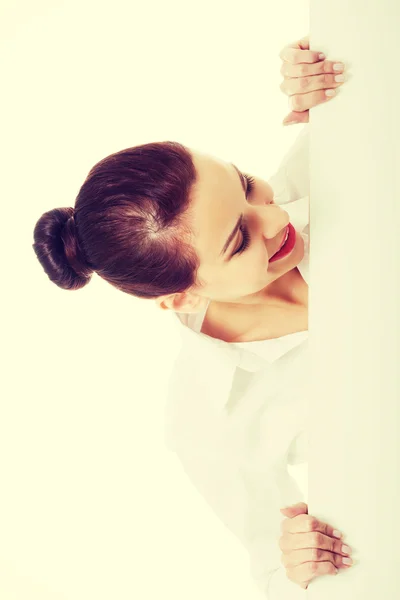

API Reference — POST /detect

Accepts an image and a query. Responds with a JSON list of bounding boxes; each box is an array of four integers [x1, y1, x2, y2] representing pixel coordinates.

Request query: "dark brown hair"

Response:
[[32, 141, 203, 299]]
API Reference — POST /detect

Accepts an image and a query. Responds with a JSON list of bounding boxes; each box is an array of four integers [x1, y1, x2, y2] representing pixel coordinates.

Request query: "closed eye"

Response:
[[231, 173, 254, 256], [243, 174, 255, 197], [233, 222, 250, 256]]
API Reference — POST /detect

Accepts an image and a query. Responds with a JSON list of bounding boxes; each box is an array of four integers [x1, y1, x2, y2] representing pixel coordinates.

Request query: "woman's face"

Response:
[[157, 147, 305, 313], [186, 148, 305, 304]]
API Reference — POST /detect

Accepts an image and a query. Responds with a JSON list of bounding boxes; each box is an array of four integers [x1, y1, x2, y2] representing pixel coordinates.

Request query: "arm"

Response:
[[164, 324, 309, 597], [165, 362, 308, 598], [172, 443, 306, 599]]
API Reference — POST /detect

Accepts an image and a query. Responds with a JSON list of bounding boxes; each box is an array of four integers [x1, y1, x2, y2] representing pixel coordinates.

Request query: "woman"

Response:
[[32, 37, 351, 597]]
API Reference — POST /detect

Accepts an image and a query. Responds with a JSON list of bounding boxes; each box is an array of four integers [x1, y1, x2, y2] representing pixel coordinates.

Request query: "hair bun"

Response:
[[32, 207, 93, 290]]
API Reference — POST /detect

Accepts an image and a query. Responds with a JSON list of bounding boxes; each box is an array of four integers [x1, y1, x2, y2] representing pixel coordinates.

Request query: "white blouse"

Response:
[[164, 125, 310, 599]]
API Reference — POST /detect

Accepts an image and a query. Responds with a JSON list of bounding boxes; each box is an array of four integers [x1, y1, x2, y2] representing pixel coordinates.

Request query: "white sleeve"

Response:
[[172, 444, 307, 600], [268, 125, 309, 206], [164, 330, 309, 598]]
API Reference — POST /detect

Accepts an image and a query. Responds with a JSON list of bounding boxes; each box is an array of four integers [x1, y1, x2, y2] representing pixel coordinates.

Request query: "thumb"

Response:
[[280, 502, 308, 517], [282, 111, 309, 126]]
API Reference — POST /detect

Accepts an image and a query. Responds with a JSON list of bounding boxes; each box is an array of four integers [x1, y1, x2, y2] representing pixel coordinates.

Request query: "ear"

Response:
[[155, 291, 208, 314]]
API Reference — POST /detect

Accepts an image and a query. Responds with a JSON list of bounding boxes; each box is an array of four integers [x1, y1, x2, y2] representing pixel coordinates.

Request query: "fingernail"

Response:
[[319, 53, 326, 60], [284, 121, 297, 126], [333, 530, 342, 539]]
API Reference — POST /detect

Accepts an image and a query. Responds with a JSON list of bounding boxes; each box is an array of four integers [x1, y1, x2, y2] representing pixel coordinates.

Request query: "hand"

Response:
[[279, 502, 353, 590], [279, 35, 346, 126]]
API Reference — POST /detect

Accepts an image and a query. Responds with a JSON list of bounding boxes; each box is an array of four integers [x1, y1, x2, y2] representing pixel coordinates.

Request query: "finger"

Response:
[[280, 502, 308, 511], [280, 530, 346, 558], [279, 44, 322, 64], [303, 515, 344, 542], [279, 35, 310, 58], [287, 559, 338, 587], [280, 59, 345, 79], [297, 36, 309, 50], [282, 547, 353, 570], [283, 111, 309, 126], [280, 502, 308, 517], [279, 504, 308, 531], [288, 87, 339, 113], [281, 513, 342, 540], [280, 71, 345, 99]]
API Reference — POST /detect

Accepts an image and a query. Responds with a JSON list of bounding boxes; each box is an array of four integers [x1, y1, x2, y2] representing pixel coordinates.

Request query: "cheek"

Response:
[[242, 246, 269, 276]]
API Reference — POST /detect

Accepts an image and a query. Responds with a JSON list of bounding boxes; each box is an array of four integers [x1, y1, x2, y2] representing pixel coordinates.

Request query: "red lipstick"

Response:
[[269, 222, 296, 263]]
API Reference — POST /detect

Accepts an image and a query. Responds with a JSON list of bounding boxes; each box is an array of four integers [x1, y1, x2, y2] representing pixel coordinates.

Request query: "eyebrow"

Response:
[[219, 164, 246, 258]]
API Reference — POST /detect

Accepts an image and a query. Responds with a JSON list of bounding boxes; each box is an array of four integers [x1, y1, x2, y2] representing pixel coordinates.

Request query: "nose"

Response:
[[257, 204, 290, 241]]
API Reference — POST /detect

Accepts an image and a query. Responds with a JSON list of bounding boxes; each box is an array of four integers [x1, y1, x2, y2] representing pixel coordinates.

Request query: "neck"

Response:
[[218, 268, 306, 311], [261, 268, 305, 307]]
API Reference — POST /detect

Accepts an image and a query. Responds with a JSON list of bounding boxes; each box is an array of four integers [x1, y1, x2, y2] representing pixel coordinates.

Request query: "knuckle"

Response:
[[335, 539, 343, 553], [299, 76, 309, 89], [279, 81, 286, 93], [322, 522, 331, 536], [312, 547, 322, 561], [299, 63, 308, 76], [307, 516, 319, 531], [334, 554, 342, 567], [312, 532, 323, 546]]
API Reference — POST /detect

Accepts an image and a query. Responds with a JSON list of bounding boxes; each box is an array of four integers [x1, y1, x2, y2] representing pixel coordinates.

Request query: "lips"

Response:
[[273, 225, 289, 257], [269, 222, 296, 263]]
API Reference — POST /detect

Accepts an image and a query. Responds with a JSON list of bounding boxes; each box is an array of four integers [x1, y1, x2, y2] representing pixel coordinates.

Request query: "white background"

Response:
[[1, 1, 308, 598]]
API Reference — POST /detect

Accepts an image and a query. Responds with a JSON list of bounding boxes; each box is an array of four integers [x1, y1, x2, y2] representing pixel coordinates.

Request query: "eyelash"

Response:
[[244, 173, 255, 195], [233, 174, 255, 256]]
